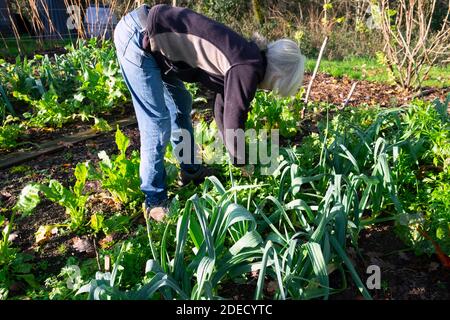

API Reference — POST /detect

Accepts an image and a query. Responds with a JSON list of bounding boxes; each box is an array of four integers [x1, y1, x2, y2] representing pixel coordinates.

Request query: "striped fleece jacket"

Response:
[[141, 4, 267, 164]]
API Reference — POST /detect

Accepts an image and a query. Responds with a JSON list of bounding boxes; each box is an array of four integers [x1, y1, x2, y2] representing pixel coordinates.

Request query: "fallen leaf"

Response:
[[35, 225, 59, 245], [149, 207, 167, 222], [0, 191, 12, 198], [72, 236, 94, 254], [101, 196, 121, 210], [86, 142, 98, 148], [99, 234, 115, 249], [57, 141, 74, 148], [8, 232, 18, 242]]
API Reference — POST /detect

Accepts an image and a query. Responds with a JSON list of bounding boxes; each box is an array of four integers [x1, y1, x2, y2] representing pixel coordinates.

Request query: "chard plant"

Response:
[[14, 127, 143, 233], [247, 91, 304, 139], [0, 189, 43, 299], [15, 162, 90, 231], [94, 127, 143, 206], [0, 39, 129, 149]]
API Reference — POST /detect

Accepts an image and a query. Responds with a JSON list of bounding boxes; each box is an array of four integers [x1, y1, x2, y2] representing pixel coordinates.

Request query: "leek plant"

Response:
[[77, 177, 265, 300], [75, 105, 417, 300]]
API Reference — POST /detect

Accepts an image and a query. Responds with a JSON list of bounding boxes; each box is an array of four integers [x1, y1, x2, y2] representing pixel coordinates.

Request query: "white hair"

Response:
[[257, 38, 306, 97]]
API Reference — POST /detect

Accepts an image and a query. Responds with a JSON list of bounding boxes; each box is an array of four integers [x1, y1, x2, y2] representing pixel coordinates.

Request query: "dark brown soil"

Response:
[[304, 73, 450, 108], [332, 223, 450, 300], [219, 281, 258, 300], [3, 47, 70, 64], [0, 103, 134, 154]]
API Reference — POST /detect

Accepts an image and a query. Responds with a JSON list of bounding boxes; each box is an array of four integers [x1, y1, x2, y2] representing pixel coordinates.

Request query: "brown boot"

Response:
[[143, 200, 170, 222]]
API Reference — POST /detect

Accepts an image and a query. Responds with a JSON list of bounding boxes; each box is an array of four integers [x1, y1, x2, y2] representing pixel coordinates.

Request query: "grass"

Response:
[[306, 57, 450, 89], [0, 38, 74, 57]]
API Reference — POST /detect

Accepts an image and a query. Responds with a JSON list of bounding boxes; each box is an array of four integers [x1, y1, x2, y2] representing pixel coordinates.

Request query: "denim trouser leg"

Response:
[[162, 74, 200, 174], [113, 10, 199, 206]]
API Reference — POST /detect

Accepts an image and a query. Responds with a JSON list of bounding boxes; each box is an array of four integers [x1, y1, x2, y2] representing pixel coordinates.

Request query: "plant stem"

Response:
[[303, 36, 328, 118]]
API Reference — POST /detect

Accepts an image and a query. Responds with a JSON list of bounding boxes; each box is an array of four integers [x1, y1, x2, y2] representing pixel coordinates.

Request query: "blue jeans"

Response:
[[114, 7, 199, 206]]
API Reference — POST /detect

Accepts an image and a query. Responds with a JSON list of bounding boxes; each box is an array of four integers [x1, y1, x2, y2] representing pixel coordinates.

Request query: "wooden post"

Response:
[[339, 82, 358, 110], [104, 255, 111, 272], [302, 36, 328, 118]]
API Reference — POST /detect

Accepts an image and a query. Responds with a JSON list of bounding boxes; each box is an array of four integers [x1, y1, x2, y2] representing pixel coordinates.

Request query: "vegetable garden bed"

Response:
[[1, 41, 450, 301], [2, 105, 450, 300]]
